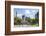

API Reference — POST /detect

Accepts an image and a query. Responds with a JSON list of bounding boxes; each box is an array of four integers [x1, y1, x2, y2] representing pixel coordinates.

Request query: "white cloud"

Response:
[[17, 14, 23, 19], [25, 10, 30, 14], [17, 9, 37, 19]]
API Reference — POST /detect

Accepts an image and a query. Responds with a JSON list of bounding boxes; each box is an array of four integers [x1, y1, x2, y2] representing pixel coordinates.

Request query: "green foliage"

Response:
[[25, 17, 31, 22], [25, 17, 39, 23], [31, 24, 39, 27], [14, 17, 22, 25], [31, 19, 35, 23], [35, 18, 39, 22], [14, 16, 39, 25]]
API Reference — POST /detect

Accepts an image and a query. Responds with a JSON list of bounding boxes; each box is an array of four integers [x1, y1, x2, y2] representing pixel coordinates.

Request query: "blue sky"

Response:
[[14, 8, 39, 19]]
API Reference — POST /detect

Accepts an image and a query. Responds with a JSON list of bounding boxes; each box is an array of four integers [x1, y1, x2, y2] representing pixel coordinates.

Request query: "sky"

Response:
[[14, 8, 39, 19]]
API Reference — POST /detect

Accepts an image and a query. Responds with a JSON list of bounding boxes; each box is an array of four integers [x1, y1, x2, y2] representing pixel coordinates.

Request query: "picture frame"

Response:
[[5, 1, 45, 35]]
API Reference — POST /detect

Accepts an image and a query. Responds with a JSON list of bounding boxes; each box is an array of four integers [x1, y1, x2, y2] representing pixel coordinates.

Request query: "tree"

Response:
[[25, 17, 31, 23], [35, 18, 39, 24], [14, 17, 22, 25]]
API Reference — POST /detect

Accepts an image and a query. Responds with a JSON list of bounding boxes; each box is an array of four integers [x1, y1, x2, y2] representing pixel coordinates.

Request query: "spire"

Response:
[[16, 11, 17, 17]]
